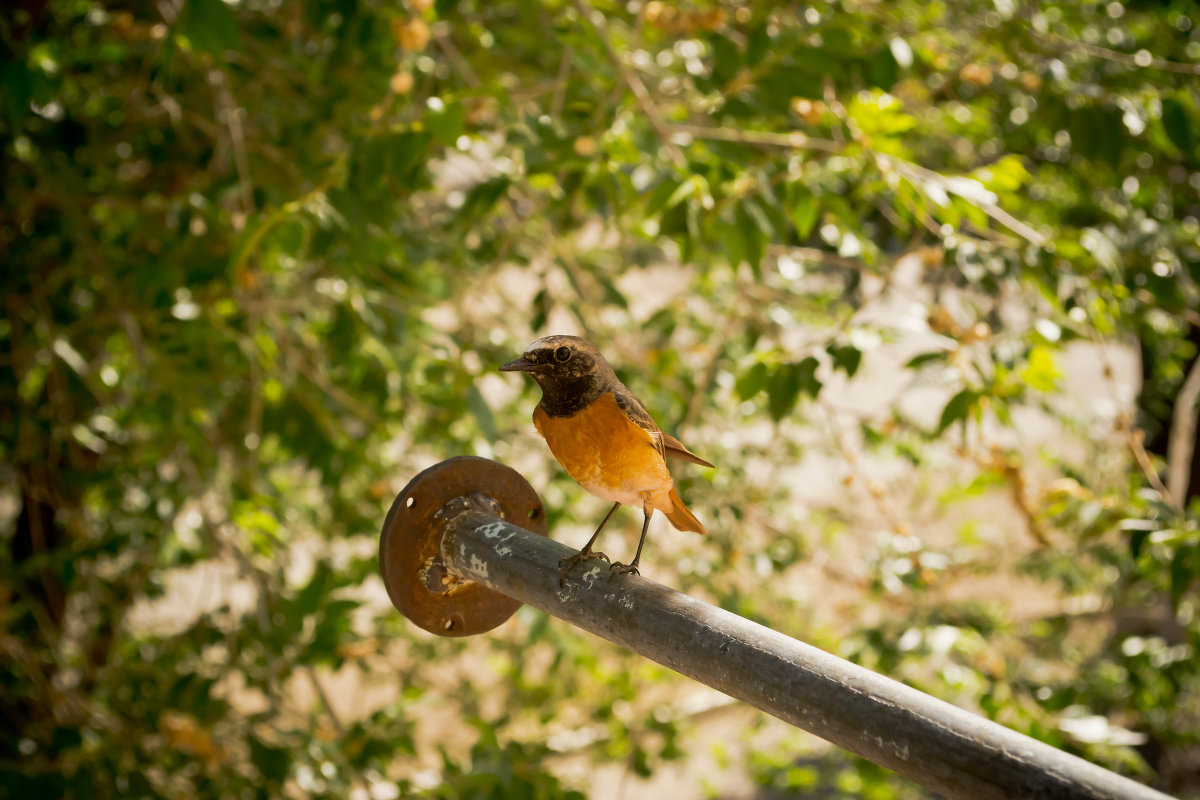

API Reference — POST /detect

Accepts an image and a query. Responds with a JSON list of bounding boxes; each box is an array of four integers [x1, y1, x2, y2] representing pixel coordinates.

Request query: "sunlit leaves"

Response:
[[5, 0, 1200, 797], [1020, 346, 1062, 393]]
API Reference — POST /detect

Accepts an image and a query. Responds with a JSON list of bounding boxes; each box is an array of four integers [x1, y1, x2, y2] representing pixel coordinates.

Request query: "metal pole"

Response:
[[379, 457, 1173, 800]]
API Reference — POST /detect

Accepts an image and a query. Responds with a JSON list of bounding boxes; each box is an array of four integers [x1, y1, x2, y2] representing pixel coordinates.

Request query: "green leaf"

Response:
[[599, 277, 628, 309], [250, 735, 291, 785], [790, 190, 820, 240], [1162, 96, 1195, 158], [746, 24, 770, 66], [710, 34, 741, 85], [865, 46, 899, 89], [733, 202, 766, 275], [1068, 105, 1123, 163], [937, 388, 979, 434], [735, 361, 767, 400], [348, 131, 433, 214], [459, 176, 510, 221], [467, 385, 498, 442], [663, 176, 700, 210], [766, 357, 820, 420], [2, 58, 31, 131], [531, 288, 549, 332], [646, 178, 682, 217], [828, 344, 862, 377], [427, 100, 465, 145], [905, 351, 949, 369], [992, 397, 1013, 427], [297, 560, 331, 616], [1021, 346, 1061, 393], [796, 356, 821, 398], [179, 0, 242, 58], [767, 364, 799, 421], [1129, 528, 1150, 560], [1169, 544, 1196, 610]]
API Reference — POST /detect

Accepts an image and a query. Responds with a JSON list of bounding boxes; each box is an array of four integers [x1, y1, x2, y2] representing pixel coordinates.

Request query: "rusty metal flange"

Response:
[[379, 456, 547, 637]]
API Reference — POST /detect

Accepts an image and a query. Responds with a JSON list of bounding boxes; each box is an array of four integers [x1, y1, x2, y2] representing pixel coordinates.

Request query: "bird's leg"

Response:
[[558, 501, 619, 584], [610, 503, 652, 577]]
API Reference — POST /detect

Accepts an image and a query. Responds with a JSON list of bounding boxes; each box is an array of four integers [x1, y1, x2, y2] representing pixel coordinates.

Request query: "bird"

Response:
[[499, 335, 713, 582]]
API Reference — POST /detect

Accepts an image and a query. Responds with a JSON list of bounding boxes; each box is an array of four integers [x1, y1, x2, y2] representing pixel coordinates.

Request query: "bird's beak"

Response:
[[499, 355, 539, 373]]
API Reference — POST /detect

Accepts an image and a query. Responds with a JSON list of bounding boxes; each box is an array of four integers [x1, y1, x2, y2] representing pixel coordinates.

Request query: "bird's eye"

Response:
[[554, 346, 571, 363]]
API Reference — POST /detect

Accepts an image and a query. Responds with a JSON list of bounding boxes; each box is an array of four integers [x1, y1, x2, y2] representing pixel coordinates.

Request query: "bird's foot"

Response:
[[608, 561, 640, 577], [558, 549, 609, 586]]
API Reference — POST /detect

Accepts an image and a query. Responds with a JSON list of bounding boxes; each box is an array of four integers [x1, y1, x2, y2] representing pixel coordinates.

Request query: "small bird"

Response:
[[500, 335, 713, 581]]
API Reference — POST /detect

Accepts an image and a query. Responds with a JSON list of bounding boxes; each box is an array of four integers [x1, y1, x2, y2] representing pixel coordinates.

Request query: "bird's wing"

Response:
[[614, 391, 713, 468], [613, 390, 657, 431], [660, 432, 715, 468], [613, 390, 667, 460]]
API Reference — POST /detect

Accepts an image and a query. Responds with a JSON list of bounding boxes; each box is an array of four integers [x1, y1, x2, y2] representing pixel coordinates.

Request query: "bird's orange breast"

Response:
[[533, 392, 672, 507]]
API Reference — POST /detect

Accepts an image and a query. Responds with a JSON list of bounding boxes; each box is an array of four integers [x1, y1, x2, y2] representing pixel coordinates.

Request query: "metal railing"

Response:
[[379, 456, 1173, 800]]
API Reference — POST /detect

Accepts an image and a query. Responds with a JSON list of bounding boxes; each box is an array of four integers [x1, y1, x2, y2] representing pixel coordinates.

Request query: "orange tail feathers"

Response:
[[663, 487, 706, 535]]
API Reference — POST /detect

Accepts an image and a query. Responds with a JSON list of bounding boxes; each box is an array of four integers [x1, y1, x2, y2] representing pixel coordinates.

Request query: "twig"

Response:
[[228, 181, 332, 278], [1166, 354, 1200, 509], [681, 315, 739, 428], [551, 45, 573, 120], [292, 352, 384, 428], [883, 155, 1047, 248], [818, 403, 910, 537], [306, 666, 345, 733], [433, 25, 481, 88], [982, 447, 1053, 547], [872, 195, 909, 233], [767, 244, 873, 272], [1088, 329, 1174, 499], [823, 75, 846, 147], [247, 308, 263, 463], [826, 79, 1046, 249], [571, 0, 687, 168], [1124, 413, 1172, 499], [210, 68, 255, 219], [663, 123, 843, 153], [1031, 29, 1200, 76]]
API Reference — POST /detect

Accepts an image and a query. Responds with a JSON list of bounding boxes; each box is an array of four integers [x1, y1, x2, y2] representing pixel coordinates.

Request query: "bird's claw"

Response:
[[608, 561, 640, 577], [557, 549, 610, 586]]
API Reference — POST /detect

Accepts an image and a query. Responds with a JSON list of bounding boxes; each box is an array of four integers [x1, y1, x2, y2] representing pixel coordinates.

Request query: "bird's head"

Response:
[[499, 335, 611, 390]]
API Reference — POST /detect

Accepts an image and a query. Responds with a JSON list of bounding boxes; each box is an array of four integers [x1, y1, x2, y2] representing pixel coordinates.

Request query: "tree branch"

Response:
[[571, 0, 687, 168], [1167, 354, 1200, 509], [664, 123, 843, 153], [1031, 29, 1200, 76]]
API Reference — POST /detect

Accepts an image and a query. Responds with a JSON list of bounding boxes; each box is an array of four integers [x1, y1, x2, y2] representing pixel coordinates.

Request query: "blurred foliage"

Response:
[[2, 0, 1200, 797]]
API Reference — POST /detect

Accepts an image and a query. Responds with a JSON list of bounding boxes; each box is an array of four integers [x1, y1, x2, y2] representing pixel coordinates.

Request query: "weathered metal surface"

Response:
[[380, 457, 1170, 800], [378, 456, 547, 636], [438, 509, 1172, 800]]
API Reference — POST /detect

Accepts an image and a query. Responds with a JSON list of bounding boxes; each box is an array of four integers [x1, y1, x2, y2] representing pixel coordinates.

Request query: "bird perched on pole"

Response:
[[500, 335, 713, 583]]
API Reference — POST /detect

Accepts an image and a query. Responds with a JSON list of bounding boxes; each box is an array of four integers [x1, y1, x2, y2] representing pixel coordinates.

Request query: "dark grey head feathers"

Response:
[[499, 335, 623, 416]]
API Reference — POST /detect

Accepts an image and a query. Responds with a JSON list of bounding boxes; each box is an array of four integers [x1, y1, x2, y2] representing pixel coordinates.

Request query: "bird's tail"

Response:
[[663, 487, 706, 535]]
